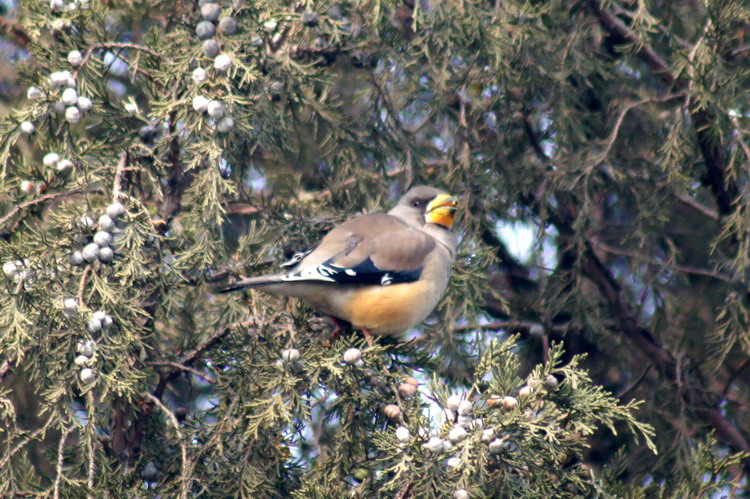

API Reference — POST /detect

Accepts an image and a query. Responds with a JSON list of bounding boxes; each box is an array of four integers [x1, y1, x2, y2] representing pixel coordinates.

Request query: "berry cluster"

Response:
[[16, 152, 76, 198], [2, 259, 37, 289], [278, 348, 304, 373], [387, 374, 561, 496], [75, 338, 97, 383], [48, 0, 89, 13], [17, 57, 95, 194], [64, 299, 115, 385], [25, 68, 94, 127], [192, 1, 238, 134], [69, 202, 126, 266], [268, 342, 568, 495]]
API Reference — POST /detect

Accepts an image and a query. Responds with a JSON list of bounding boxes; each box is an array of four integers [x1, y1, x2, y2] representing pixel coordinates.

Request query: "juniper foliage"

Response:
[[1, 0, 749, 496]]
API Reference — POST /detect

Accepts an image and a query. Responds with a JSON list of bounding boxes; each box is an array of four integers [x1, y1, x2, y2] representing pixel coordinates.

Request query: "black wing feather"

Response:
[[280, 257, 422, 286]]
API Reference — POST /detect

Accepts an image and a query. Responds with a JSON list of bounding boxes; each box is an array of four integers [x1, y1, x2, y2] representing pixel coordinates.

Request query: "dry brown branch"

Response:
[[148, 361, 216, 384], [53, 426, 73, 499], [0, 415, 55, 469], [86, 392, 96, 495], [78, 42, 160, 69], [453, 320, 568, 334], [156, 112, 192, 228], [617, 364, 653, 399], [143, 393, 190, 498], [0, 189, 84, 237], [74, 42, 162, 87], [112, 151, 128, 201], [676, 195, 719, 220], [586, 0, 738, 215], [516, 96, 750, 462], [591, 240, 734, 283], [77, 265, 92, 306], [224, 167, 407, 215], [0, 346, 32, 380], [595, 94, 683, 162], [0, 17, 30, 47], [152, 320, 257, 399]]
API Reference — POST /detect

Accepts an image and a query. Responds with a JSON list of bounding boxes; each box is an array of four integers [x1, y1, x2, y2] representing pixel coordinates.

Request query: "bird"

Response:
[[219, 186, 459, 339]]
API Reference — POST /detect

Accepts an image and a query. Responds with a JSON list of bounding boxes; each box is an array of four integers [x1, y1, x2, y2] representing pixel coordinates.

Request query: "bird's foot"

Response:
[[362, 328, 374, 347], [323, 317, 347, 347]]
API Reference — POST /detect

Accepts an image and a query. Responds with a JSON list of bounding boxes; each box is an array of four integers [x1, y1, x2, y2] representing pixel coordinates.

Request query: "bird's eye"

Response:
[[411, 200, 422, 208]]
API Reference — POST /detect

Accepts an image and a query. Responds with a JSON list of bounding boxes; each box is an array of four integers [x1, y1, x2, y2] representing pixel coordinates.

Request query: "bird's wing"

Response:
[[280, 213, 436, 286]]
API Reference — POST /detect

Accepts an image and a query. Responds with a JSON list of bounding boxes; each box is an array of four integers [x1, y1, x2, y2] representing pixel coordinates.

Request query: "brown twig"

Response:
[[517, 96, 750, 462], [77, 42, 162, 87], [152, 320, 256, 399], [586, 0, 738, 215], [157, 113, 192, 228], [0, 189, 84, 237], [369, 73, 411, 141], [591, 240, 734, 283], [314, 168, 407, 200], [225, 168, 407, 215], [0, 415, 55, 469], [0, 346, 32, 380], [78, 42, 161, 69], [224, 202, 261, 216], [86, 392, 96, 495], [268, 25, 293, 53], [729, 45, 750, 57], [453, 320, 569, 334], [77, 265, 91, 306], [53, 426, 73, 499], [143, 393, 189, 498], [617, 364, 653, 399], [676, 195, 719, 220], [179, 320, 255, 366], [594, 94, 683, 162], [148, 361, 216, 384], [112, 151, 128, 201], [395, 482, 414, 499], [0, 17, 31, 47]]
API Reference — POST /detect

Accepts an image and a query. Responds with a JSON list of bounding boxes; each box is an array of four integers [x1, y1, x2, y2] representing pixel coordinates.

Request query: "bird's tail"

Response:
[[216, 275, 285, 293]]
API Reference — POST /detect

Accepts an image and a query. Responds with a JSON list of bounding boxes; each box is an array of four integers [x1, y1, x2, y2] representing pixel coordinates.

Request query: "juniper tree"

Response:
[[1, 0, 749, 496]]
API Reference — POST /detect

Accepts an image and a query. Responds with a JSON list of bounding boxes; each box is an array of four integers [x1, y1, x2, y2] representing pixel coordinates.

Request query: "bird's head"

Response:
[[391, 186, 459, 229]]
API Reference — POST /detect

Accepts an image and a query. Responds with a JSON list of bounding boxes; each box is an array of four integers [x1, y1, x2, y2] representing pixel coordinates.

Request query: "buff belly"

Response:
[[270, 264, 448, 336], [339, 281, 439, 335]]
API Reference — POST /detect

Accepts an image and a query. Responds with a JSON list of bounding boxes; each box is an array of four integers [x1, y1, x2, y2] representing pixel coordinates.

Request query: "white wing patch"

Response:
[[277, 258, 417, 286], [280, 264, 338, 282], [280, 249, 313, 269]]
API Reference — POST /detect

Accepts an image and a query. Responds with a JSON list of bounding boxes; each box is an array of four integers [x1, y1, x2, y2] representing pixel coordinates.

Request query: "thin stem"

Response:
[[144, 393, 190, 499], [112, 151, 128, 201], [591, 240, 734, 283], [53, 426, 73, 499], [148, 361, 216, 384], [0, 416, 55, 469], [86, 391, 96, 497], [0, 189, 84, 236]]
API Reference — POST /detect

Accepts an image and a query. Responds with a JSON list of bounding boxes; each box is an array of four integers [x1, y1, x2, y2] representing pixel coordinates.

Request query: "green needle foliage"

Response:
[[1, 0, 749, 496]]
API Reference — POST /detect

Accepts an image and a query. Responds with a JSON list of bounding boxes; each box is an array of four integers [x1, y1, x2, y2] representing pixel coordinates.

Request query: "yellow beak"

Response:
[[425, 194, 459, 229]]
